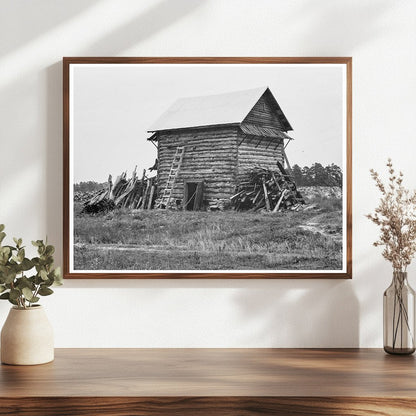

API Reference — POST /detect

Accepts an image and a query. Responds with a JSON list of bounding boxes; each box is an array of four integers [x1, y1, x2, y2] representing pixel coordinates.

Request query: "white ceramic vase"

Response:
[[1, 305, 54, 365]]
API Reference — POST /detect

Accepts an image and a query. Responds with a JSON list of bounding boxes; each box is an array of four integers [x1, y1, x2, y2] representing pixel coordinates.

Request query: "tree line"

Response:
[[74, 181, 103, 193], [291, 163, 342, 187]]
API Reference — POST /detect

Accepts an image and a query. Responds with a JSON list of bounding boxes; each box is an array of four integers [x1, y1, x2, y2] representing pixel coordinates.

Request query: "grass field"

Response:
[[73, 196, 343, 271]]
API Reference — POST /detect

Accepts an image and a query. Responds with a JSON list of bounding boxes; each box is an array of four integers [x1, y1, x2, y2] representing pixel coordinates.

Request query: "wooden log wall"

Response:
[[237, 130, 285, 181], [157, 127, 238, 205]]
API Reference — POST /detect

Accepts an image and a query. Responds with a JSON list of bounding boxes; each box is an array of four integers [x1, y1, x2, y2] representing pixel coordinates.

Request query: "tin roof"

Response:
[[148, 87, 292, 132]]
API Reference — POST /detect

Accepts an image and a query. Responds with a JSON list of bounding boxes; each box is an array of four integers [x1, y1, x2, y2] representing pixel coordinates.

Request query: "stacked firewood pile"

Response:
[[231, 164, 305, 212], [82, 168, 157, 214], [74, 191, 97, 204]]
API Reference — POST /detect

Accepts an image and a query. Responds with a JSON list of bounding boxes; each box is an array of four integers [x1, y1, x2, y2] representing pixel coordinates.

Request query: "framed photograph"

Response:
[[63, 57, 352, 279]]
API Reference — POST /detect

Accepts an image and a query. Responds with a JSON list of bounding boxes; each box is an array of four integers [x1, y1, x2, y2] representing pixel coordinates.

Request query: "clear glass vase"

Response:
[[383, 271, 415, 355]]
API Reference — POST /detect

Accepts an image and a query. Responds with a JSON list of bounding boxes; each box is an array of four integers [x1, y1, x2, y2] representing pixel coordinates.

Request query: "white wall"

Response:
[[1, 0, 415, 347]]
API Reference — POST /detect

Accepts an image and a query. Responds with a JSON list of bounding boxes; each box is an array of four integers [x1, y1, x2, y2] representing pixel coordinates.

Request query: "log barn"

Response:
[[147, 86, 294, 210]]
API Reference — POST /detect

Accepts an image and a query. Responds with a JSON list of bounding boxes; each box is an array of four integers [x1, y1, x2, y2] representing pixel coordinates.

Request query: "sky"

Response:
[[71, 63, 345, 183]]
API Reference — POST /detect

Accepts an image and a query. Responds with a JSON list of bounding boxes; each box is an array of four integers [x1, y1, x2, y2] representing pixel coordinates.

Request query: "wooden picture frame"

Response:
[[63, 57, 352, 279]]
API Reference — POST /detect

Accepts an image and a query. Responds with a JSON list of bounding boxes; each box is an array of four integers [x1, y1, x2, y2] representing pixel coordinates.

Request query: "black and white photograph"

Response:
[[64, 58, 352, 278]]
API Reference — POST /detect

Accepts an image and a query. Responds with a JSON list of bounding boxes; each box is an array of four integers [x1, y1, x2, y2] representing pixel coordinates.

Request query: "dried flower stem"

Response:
[[366, 159, 416, 272]]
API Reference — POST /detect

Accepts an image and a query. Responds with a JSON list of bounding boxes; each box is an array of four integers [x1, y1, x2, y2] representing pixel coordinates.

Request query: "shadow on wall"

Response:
[[46, 63, 64, 264], [289, 0, 393, 53], [233, 279, 359, 347], [0, 0, 101, 57], [81, 0, 205, 55], [44, 0, 205, 264]]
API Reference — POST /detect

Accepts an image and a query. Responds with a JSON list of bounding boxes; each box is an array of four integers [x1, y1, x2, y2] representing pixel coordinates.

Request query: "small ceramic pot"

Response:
[[1, 305, 54, 365]]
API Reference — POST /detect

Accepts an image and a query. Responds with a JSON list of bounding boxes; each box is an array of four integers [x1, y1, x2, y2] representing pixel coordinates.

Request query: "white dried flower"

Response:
[[367, 159, 416, 272]]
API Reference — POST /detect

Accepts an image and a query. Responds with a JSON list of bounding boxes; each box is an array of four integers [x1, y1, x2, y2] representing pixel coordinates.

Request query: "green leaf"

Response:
[[38, 287, 53, 296], [34, 274, 43, 285], [17, 248, 25, 262], [9, 288, 21, 301], [2, 271, 16, 284], [45, 245, 55, 256], [32, 240, 43, 247], [0, 232, 6, 244], [8, 263, 20, 275], [20, 258, 33, 271], [22, 287, 34, 301], [13, 237, 22, 248], [0, 246, 10, 255], [39, 269, 48, 281], [0, 291, 17, 306], [8, 297, 18, 306], [0, 224, 5, 232], [43, 256, 54, 266], [0, 248, 10, 265], [0, 285, 6, 293], [17, 276, 35, 290], [42, 275, 54, 287]]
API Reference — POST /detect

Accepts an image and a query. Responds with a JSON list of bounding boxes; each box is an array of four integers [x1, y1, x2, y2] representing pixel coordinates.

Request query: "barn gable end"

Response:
[[243, 92, 284, 130], [237, 90, 290, 181]]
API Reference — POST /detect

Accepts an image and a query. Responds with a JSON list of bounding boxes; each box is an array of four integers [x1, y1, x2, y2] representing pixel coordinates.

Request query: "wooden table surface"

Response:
[[1, 348, 415, 415]]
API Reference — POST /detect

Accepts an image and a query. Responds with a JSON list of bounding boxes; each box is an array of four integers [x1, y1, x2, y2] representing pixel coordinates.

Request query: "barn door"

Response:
[[184, 181, 204, 211], [194, 181, 204, 210]]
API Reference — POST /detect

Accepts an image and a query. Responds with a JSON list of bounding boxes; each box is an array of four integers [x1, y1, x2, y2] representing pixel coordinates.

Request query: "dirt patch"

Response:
[[299, 186, 342, 201], [299, 218, 342, 244]]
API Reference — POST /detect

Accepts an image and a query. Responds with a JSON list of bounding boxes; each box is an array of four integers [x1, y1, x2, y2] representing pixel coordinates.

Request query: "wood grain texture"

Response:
[[63, 57, 352, 64], [243, 93, 285, 129], [1, 349, 415, 415], [63, 57, 352, 279], [1, 397, 416, 416], [237, 130, 284, 180], [157, 126, 238, 202], [1, 348, 415, 397]]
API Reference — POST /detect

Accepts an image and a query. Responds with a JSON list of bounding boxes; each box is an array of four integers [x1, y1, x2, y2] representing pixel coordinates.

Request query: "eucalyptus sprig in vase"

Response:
[[367, 159, 416, 355], [0, 224, 62, 365]]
